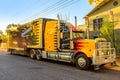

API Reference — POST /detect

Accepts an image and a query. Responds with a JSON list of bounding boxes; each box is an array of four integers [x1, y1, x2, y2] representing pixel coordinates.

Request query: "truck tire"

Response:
[[10, 49, 13, 55], [36, 50, 42, 61], [75, 54, 91, 70], [10, 49, 14, 55], [30, 49, 36, 59]]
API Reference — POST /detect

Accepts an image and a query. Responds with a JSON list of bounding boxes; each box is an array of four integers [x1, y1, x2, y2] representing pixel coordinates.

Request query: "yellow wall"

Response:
[[87, 0, 120, 53], [88, 0, 120, 29]]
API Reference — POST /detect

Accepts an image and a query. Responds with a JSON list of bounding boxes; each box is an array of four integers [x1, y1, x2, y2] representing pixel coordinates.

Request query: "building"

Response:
[[85, 0, 120, 53]]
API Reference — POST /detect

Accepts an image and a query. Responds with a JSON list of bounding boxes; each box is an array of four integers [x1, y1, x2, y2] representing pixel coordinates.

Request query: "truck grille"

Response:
[[95, 42, 115, 57], [96, 42, 111, 49], [92, 41, 116, 65]]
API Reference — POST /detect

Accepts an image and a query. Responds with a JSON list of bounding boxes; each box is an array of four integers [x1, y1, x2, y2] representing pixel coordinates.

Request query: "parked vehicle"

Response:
[[6, 16, 116, 70]]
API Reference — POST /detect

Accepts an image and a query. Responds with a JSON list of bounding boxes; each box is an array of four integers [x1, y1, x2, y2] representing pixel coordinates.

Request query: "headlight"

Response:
[[96, 50, 104, 56], [99, 51, 104, 56]]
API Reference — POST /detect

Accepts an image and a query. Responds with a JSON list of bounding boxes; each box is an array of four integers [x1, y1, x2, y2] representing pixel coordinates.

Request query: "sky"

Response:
[[0, 0, 94, 33]]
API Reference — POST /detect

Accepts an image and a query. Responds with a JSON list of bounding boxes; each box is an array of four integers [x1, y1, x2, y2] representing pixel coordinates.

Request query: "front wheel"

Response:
[[75, 54, 91, 70]]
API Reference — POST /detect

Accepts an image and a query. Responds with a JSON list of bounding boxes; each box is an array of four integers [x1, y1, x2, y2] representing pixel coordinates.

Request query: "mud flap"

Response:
[[94, 65, 100, 70]]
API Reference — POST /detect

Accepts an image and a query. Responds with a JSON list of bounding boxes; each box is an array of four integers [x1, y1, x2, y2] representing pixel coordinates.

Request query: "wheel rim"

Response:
[[30, 49, 36, 59], [36, 54, 40, 60], [77, 57, 86, 68], [36, 50, 42, 60]]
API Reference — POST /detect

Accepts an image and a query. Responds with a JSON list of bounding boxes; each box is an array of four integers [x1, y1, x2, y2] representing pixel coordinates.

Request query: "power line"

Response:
[[12, 0, 44, 19], [37, 0, 75, 15], [19, 0, 80, 23], [19, 0, 66, 23], [42, 0, 79, 16], [32, 0, 71, 18]]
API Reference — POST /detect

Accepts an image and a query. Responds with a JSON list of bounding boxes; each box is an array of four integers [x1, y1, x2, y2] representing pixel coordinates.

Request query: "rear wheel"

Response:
[[75, 54, 91, 70], [30, 49, 36, 59], [36, 50, 42, 61], [10, 49, 15, 55], [10, 49, 13, 55]]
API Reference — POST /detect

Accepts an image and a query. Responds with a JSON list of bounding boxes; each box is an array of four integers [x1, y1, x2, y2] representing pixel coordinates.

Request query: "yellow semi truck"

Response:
[[6, 17, 116, 70]]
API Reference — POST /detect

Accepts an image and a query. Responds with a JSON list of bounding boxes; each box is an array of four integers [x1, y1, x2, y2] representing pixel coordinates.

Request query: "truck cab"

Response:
[[71, 28, 116, 70]]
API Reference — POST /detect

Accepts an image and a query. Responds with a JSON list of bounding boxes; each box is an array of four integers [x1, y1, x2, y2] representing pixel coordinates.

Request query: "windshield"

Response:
[[72, 31, 84, 39]]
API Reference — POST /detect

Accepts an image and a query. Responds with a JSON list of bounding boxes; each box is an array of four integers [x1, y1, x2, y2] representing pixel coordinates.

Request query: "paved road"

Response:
[[0, 52, 120, 80]]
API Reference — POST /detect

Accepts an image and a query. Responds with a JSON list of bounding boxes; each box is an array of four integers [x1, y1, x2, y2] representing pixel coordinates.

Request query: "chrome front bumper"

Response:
[[92, 48, 116, 65]]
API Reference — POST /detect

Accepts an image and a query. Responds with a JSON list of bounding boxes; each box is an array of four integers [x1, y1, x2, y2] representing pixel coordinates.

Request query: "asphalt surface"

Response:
[[0, 52, 120, 80]]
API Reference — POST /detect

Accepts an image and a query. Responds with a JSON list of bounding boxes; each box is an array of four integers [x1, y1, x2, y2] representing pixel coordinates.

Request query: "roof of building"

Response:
[[86, 0, 111, 16]]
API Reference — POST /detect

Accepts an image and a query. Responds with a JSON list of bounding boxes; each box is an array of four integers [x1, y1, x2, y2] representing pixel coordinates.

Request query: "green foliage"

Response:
[[0, 30, 3, 43], [114, 32, 120, 53], [100, 19, 113, 42], [0, 30, 7, 43], [100, 19, 120, 52]]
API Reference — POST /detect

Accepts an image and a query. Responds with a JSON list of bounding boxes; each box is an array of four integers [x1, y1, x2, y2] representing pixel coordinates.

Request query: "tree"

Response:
[[0, 30, 4, 44], [100, 19, 113, 42], [100, 19, 119, 48], [0, 30, 7, 43]]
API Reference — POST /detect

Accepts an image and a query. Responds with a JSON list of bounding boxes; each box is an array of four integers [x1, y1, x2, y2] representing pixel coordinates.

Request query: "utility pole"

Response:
[[110, 10, 115, 48]]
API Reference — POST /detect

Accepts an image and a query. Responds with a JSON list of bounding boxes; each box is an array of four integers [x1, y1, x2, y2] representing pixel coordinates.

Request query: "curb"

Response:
[[104, 62, 120, 71]]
